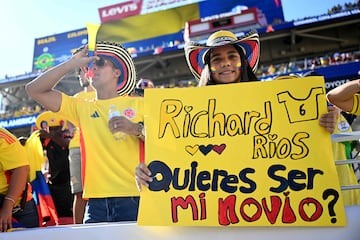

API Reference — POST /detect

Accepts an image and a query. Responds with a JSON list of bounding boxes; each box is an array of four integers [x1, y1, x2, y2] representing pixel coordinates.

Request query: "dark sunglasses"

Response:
[[94, 57, 118, 69], [94, 57, 108, 67]]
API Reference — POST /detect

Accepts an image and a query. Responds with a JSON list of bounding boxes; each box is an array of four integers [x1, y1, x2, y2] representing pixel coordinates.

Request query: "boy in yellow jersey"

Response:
[[26, 42, 145, 223]]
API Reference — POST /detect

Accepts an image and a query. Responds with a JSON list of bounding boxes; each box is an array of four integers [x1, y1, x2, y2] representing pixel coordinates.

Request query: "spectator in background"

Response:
[[311, 57, 321, 69], [13, 106, 30, 117], [267, 64, 276, 75], [136, 78, 155, 89], [36, 111, 73, 225], [68, 64, 95, 224], [0, 127, 39, 232], [131, 78, 155, 96], [26, 42, 145, 223]]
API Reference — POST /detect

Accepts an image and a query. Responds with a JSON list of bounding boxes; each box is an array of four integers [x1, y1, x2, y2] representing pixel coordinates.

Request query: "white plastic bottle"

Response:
[[108, 104, 126, 140]]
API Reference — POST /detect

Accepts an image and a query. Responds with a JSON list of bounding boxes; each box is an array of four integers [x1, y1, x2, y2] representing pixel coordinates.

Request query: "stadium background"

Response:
[[0, 0, 359, 138]]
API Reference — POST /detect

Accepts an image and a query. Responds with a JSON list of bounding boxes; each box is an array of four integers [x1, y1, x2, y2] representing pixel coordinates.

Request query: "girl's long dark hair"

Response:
[[202, 44, 259, 86]]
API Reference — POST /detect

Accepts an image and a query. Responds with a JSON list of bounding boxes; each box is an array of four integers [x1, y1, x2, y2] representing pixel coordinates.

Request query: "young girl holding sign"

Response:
[[135, 30, 339, 191]]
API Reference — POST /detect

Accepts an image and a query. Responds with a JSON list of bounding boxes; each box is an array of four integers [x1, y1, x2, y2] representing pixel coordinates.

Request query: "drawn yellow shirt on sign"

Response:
[[139, 76, 346, 227]]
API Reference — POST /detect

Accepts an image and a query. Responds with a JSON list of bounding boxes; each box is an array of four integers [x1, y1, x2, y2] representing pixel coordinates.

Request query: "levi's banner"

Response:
[[139, 76, 346, 226]]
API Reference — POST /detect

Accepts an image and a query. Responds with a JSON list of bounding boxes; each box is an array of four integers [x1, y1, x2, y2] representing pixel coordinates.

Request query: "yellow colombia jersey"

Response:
[[69, 91, 96, 149], [0, 128, 29, 195], [59, 93, 143, 198], [332, 114, 360, 205]]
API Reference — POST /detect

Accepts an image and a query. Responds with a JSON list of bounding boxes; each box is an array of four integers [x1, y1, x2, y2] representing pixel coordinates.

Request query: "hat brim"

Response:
[[35, 111, 65, 130], [185, 30, 260, 81], [96, 43, 137, 96]]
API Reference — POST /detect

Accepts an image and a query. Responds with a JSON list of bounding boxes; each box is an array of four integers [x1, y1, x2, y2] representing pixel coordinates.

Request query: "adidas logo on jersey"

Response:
[[90, 111, 100, 118]]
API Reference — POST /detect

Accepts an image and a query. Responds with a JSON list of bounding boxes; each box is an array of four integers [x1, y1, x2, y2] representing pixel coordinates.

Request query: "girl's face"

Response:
[[209, 45, 241, 84]]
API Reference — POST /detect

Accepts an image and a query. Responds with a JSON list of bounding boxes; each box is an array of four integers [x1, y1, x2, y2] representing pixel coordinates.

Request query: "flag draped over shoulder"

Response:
[[25, 130, 58, 225], [30, 171, 58, 225]]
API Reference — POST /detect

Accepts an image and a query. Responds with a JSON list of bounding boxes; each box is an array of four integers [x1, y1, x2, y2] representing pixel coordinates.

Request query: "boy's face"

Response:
[[91, 56, 120, 90]]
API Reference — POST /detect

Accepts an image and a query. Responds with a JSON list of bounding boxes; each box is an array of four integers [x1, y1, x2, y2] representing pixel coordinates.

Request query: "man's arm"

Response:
[[25, 47, 97, 112], [326, 79, 360, 112]]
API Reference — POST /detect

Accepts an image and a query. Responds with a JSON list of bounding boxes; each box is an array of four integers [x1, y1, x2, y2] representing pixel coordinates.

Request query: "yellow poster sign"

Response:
[[139, 76, 346, 227]]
